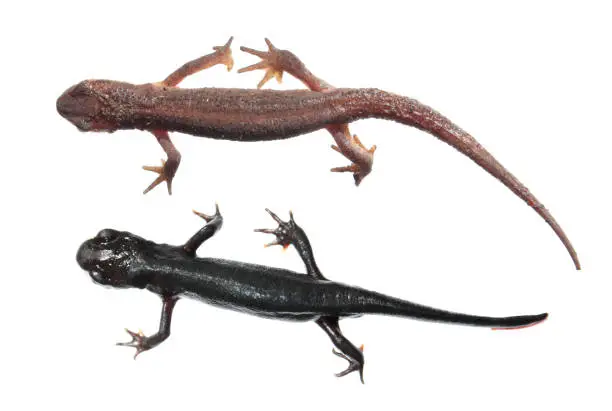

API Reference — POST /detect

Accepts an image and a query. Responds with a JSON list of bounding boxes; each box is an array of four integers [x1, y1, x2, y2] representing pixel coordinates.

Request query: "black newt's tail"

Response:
[[362, 88, 579, 270], [349, 289, 547, 330]]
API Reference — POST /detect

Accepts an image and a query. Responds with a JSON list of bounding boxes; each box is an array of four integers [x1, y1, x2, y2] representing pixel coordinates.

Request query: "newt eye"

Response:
[[97, 229, 118, 241]]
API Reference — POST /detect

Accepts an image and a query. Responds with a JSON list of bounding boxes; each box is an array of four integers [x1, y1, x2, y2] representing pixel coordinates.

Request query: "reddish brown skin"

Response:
[[56, 37, 580, 270]]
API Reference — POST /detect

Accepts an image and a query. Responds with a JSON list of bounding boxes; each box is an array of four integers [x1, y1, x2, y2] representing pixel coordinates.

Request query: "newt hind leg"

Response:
[[316, 316, 365, 383], [239, 38, 376, 185]]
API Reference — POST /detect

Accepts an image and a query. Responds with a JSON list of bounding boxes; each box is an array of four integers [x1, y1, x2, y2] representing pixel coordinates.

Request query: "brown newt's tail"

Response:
[[362, 88, 580, 270]]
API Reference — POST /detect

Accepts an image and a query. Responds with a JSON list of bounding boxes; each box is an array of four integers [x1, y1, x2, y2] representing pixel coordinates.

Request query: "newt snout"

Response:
[[57, 83, 93, 131], [57, 81, 118, 132], [76, 229, 137, 288]]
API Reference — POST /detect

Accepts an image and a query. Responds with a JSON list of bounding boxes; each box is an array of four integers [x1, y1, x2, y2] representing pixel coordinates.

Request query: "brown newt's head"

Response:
[[56, 80, 122, 132], [76, 229, 144, 289]]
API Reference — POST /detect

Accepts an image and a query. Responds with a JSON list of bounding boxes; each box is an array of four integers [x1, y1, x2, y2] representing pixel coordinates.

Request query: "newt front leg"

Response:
[[117, 294, 179, 358], [239, 38, 376, 185], [255, 208, 326, 280], [255, 208, 364, 381], [143, 37, 234, 194]]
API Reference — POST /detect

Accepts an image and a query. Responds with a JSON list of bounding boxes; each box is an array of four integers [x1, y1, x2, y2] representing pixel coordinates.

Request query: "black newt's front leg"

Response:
[[117, 204, 223, 357], [184, 203, 224, 256], [117, 295, 179, 358], [143, 37, 234, 195], [255, 208, 365, 382], [239, 39, 376, 185], [255, 208, 325, 280]]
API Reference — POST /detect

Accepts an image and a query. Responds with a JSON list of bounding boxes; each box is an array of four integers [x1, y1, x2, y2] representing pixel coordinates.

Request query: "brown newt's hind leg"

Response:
[[316, 316, 365, 383], [328, 124, 377, 186], [117, 295, 179, 359], [239, 38, 376, 185], [255, 209, 326, 280], [161, 36, 234, 87]]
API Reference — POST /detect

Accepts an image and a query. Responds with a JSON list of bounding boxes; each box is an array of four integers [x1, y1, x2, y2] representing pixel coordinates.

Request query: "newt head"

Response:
[[77, 229, 141, 288], [57, 80, 119, 132]]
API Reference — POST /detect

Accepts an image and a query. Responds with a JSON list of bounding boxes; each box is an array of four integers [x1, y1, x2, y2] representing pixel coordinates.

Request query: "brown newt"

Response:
[[56, 37, 580, 270]]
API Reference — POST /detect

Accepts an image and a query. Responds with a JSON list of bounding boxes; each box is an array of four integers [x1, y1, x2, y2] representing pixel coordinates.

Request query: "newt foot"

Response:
[[330, 131, 376, 186], [117, 328, 153, 359], [238, 38, 288, 89], [254, 208, 298, 249], [142, 156, 181, 195], [332, 346, 365, 383], [193, 203, 221, 222], [213, 36, 235, 72]]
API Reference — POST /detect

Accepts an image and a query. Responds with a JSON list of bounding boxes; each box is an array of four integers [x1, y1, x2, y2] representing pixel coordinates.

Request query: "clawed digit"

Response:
[[254, 208, 297, 249], [238, 38, 284, 89]]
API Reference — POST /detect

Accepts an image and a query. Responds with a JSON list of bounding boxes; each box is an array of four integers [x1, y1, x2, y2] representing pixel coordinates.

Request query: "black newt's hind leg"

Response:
[[117, 295, 179, 359], [316, 316, 365, 383], [255, 209, 325, 280], [143, 37, 234, 195], [183, 203, 224, 257], [239, 38, 376, 185]]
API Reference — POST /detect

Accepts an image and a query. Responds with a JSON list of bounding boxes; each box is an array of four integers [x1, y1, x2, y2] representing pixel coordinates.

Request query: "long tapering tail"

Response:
[[348, 289, 548, 329], [362, 88, 579, 269]]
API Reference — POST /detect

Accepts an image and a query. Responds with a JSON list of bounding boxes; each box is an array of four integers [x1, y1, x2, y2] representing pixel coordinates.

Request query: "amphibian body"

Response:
[[76, 205, 548, 382], [57, 37, 579, 269]]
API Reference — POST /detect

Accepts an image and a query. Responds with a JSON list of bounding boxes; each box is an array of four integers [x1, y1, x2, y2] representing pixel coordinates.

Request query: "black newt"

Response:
[[76, 205, 547, 382]]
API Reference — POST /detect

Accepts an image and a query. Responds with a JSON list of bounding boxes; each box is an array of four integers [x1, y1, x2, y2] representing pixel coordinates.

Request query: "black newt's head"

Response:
[[56, 80, 120, 132], [76, 229, 142, 288]]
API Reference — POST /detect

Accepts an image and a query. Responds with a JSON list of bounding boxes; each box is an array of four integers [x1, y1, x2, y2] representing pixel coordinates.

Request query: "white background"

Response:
[[2, 1, 611, 410]]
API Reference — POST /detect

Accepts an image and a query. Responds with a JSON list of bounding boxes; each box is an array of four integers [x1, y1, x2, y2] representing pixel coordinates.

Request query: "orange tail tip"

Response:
[[492, 314, 548, 331]]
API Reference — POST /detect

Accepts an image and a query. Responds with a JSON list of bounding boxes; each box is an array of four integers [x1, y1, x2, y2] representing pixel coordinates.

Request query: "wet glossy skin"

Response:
[[76, 208, 547, 381], [76, 226, 546, 324]]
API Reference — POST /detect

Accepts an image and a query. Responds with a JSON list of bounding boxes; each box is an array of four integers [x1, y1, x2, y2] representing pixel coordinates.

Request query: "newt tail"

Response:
[[238, 39, 579, 270], [360, 89, 580, 270]]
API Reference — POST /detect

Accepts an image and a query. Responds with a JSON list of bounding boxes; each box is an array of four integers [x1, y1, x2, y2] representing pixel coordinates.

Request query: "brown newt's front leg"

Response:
[[144, 37, 234, 194], [239, 39, 376, 185], [142, 130, 181, 195]]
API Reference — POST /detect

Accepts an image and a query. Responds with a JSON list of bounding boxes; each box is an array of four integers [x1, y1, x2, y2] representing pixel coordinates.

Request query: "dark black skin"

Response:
[[76, 206, 548, 382]]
